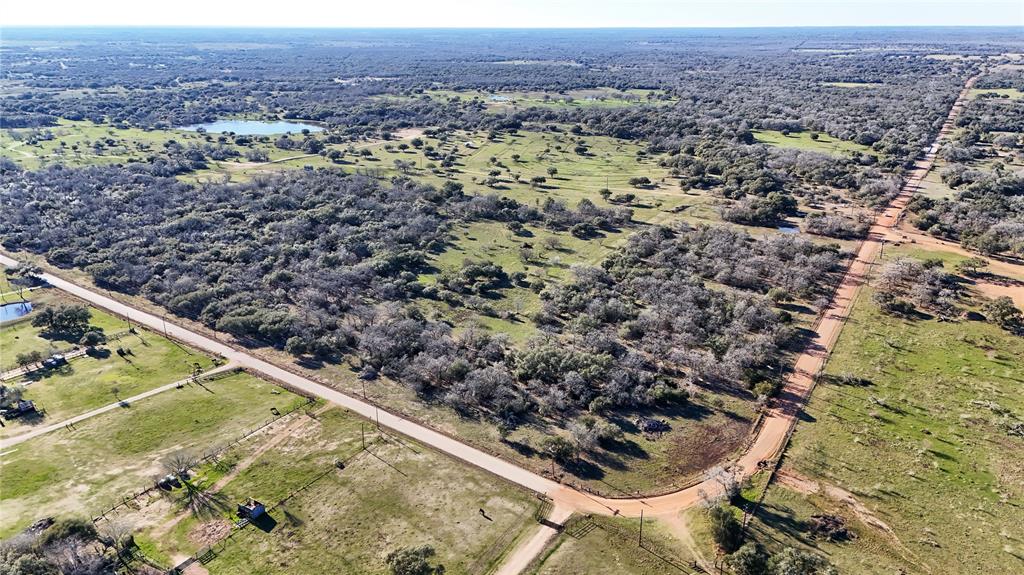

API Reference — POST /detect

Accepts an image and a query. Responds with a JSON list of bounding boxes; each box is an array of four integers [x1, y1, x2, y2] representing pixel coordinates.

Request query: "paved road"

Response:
[[0, 362, 238, 450]]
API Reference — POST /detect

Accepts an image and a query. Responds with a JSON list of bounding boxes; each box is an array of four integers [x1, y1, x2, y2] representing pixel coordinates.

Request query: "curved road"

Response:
[[0, 72, 978, 573]]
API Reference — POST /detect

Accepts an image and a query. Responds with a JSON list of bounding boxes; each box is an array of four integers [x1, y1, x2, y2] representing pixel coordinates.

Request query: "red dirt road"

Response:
[[0, 73, 981, 574]]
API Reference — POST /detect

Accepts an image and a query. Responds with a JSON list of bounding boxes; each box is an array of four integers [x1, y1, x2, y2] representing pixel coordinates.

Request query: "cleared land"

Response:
[[526, 516, 688, 575], [122, 405, 541, 574], [752, 129, 873, 156], [0, 270, 216, 438], [380, 88, 677, 111], [967, 87, 1024, 99], [737, 275, 1024, 575], [0, 370, 305, 537]]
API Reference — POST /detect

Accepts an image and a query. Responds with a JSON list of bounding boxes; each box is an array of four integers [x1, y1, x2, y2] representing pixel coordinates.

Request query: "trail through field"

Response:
[[775, 469, 926, 570], [660, 511, 712, 571], [4, 141, 35, 158], [0, 72, 981, 575], [150, 405, 328, 539], [0, 362, 237, 450]]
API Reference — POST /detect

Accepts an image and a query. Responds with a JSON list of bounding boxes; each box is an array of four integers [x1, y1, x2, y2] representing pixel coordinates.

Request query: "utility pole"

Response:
[[361, 423, 365, 449]]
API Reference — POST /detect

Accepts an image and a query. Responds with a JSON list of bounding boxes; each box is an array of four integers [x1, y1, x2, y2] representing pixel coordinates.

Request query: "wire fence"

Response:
[[90, 390, 314, 522], [170, 436, 384, 574], [1, 329, 132, 375]]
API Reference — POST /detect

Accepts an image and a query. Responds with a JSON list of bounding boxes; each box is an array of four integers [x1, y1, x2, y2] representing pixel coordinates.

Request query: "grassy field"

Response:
[[0, 324, 215, 438], [753, 130, 873, 156], [0, 119, 331, 176], [527, 515, 688, 575], [345, 128, 691, 224], [0, 272, 217, 437], [735, 254, 1024, 574], [967, 87, 1024, 100], [0, 371, 305, 537], [1, 287, 126, 363], [131, 405, 540, 574], [915, 161, 958, 200], [0, 270, 15, 294]]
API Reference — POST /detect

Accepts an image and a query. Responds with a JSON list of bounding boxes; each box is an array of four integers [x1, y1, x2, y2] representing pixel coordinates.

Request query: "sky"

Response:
[[1, 0, 1022, 28]]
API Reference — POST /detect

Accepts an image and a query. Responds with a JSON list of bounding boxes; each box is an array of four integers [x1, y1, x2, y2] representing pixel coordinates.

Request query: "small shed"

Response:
[[237, 498, 266, 519]]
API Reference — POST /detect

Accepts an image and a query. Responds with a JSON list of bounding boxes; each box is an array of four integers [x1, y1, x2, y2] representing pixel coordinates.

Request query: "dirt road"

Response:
[[0, 251, 564, 498], [0, 73, 981, 574]]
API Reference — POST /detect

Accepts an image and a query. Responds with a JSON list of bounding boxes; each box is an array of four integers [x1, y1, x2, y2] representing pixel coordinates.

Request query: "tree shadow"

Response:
[[752, 502, 811, 545], [86, 347, 111, 359], [23, 363, 74, 382], [282, 508, 304, 528], [180, 482, 232, 520], [565, 458, 604, 480]]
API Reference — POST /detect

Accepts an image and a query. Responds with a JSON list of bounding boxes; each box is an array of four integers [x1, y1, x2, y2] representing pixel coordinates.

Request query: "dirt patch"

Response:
[[183, 564, 210, 575], [972, 279, 1024, 309], [776, 470, 897, 537], [775, 469, 818, 495], [187, 519, 232, 548], [886, 224, 1024, 282], [392, 127, 425, 140], [664, 415, 751, 479]]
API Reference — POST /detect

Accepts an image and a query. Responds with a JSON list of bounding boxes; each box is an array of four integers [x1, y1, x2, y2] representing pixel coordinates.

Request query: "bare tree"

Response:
[[162, 450, 197, 480]]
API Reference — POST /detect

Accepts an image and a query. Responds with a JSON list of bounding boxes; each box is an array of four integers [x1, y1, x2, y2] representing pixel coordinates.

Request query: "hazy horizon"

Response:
[[3, 0, 1022, 28]]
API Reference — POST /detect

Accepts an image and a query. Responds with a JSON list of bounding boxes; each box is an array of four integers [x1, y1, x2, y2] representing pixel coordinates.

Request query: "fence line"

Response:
[[170, 436, 385, 574], [91, 392, 314, 522], [1, 329, 132, 374]]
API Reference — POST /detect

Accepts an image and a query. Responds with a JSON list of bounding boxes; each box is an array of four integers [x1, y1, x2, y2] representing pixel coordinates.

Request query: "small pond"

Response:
[[182, 120, 324, 135], [777, 225, 800, 235], [0, 301, 33, 322]]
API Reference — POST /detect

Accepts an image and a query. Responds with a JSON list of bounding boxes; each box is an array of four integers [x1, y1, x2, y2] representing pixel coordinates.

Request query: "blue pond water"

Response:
[[777, 225, 800, 235], [182, 120, 324, 135], [0, 301, 32, 322]]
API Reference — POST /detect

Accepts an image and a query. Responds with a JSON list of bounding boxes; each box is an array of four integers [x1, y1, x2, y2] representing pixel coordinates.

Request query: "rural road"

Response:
[[0, 252, 564, 498], [0, 73, 979, 574]]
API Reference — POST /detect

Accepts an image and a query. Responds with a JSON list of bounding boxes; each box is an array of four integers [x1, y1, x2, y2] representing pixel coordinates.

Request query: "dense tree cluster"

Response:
[[539, 224, 844, 399], [1, 167, 462, 347], [873, 258, 961, 318], [30, 304, 92, 340], [908, 183, 1024, 257], [1, 28, 989, 168], [802, 212, 871, 239]]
